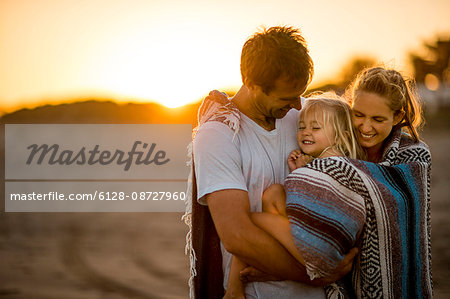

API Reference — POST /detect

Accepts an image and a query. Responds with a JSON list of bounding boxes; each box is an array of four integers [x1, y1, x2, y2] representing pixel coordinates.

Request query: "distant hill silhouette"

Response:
[[0, 99, 201, 125]]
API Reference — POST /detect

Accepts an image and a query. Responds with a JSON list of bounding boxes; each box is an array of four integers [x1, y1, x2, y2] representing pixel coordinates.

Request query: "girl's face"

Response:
[[297, 107, 336, 157], [351, 91, 403, 153]]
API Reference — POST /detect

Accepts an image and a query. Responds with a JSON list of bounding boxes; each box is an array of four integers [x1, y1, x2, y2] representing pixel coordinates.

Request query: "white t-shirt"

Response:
[[193, 108, 325, 299]]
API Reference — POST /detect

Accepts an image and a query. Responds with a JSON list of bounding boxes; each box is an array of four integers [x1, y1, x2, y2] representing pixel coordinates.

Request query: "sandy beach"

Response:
[[0, 213, 190, 299]]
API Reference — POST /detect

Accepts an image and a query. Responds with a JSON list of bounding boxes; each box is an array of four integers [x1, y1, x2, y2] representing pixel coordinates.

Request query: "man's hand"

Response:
[[240, 247, 359, 286], [310, 247, 359, 286], [206, 190, 310, 282]]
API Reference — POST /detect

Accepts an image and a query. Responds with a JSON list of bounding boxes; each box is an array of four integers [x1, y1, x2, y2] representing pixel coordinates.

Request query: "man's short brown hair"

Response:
[[240, 26, 314, 94]]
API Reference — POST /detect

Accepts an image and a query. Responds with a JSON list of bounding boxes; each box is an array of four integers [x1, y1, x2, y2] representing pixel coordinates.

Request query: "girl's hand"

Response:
[[295, 153, 314, 168], [288, 150, 314, 171], [287, 150, 302, 172]]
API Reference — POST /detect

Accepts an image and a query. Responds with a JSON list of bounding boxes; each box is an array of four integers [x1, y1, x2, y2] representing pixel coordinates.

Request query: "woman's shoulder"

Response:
[[381, 129, 431, 165], [397, 133, 431, 164], [398, 132, 429, 149]]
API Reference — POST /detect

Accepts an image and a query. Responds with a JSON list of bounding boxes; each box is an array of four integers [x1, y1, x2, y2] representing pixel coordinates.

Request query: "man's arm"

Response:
[[207, 189, 358, 286], [206, 188, 315, 284]]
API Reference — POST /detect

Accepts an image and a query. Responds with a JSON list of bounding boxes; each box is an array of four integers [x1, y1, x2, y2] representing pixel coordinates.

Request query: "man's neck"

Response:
[[231, 86, 276, 131]]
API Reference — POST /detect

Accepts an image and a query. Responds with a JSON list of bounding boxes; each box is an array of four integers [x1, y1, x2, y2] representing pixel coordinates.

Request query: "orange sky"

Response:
[[1, 0, 449, 110]]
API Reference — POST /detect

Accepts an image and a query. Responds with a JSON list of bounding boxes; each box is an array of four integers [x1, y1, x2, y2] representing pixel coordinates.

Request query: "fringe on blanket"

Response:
[[181, 90, 241, 299], [325, 283, 345, 299]]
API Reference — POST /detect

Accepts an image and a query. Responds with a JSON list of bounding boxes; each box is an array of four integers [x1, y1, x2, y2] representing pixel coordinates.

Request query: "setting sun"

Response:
[[94, 21, 240, 108]]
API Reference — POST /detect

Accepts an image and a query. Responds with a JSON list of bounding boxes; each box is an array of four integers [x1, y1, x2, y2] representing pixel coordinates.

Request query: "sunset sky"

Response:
[[1, 0, 449, 110]]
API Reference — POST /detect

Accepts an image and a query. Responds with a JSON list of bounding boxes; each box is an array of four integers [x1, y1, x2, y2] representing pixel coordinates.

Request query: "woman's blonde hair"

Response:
[[301, 91, 365, 159], [346, 67, 423, 142]]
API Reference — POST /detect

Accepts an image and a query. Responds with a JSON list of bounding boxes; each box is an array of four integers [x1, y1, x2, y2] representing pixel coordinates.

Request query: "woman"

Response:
[[343, 67, 432, 298]]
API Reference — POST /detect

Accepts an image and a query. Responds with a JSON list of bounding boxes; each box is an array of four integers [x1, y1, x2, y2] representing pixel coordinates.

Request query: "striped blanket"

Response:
[[285, 156, 432, 298], [285, 158, 366, 280]]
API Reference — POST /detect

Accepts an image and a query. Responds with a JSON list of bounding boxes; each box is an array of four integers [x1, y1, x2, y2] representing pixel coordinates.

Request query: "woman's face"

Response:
[[351, 91, 402, 153]]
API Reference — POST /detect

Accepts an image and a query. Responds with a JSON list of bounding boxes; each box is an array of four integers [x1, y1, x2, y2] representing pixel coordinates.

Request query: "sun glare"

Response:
[[91, 22, 240, 108]]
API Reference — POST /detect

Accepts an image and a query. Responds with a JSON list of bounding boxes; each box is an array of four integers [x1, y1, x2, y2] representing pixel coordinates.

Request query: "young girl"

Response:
[[224, 92, 364, 299]]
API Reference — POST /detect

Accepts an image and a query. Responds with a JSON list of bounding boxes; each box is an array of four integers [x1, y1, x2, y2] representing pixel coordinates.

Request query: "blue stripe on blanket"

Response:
[[285, 167, 366, 279], [288, 190, 361, 243], [362, 161, 425, 298], [399, 163, 423, 297], [365, 162, 411, 297]]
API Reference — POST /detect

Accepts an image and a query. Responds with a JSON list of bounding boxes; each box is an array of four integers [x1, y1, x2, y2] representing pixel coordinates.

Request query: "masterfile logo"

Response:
[[5, 124, 191, 212], [6, 124, 191, 180], [26, 141, 170, 171]]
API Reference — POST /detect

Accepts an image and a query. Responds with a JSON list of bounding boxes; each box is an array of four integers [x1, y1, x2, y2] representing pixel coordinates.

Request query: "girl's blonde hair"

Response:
[[302, 92, 365, 159], [346, 67, 423, 142]]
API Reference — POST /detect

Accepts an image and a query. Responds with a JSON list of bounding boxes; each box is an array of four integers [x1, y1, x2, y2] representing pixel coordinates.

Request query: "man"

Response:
[[191, 26, 354, 299]]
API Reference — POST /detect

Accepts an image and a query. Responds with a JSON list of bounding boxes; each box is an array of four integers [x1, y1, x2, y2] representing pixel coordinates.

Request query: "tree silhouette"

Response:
[[410, 38, 450, 84], [338, 56, 377, 87]]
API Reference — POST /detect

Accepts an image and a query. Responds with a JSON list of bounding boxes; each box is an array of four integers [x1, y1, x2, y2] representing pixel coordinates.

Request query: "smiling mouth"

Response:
[[302, 140, 314, 145], [360, 132, 375, 139]]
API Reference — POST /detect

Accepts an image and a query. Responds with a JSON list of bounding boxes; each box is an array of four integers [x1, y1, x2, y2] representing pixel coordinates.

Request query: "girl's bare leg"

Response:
[[250, 212, 305, 265], [261, 183, 287, 216], [224, 256, 247, 299], [257, 184, 304, 265], [225, 183, 304, 298]]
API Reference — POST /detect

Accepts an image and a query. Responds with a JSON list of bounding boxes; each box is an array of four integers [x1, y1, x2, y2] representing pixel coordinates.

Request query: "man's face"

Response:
[[253, 78, 306, 119]]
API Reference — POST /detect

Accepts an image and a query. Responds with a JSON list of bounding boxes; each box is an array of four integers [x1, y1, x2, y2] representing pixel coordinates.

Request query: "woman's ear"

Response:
[[394, 110, 405, 126]]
